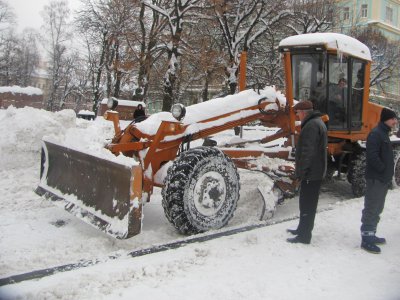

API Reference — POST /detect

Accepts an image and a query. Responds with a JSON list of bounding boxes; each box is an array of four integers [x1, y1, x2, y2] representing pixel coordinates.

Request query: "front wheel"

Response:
[[162, 147, 240, 235]]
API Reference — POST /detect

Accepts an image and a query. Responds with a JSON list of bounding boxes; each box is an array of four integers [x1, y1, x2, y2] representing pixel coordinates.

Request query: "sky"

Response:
[[0, 103, 399, 299], [9, 0, 82, 32]]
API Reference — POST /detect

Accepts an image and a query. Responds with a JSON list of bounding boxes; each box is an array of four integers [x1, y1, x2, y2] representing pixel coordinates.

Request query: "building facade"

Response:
[[335, 0, 400, 112]]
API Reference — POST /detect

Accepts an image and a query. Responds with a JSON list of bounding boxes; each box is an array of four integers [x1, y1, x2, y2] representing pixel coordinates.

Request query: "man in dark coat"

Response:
[[287, 100, 327, 244], [361, 107, 398, 254]]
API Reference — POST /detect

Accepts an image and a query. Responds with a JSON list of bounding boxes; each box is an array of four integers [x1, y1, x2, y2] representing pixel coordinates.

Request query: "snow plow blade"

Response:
[[35, 140, 143, 239]]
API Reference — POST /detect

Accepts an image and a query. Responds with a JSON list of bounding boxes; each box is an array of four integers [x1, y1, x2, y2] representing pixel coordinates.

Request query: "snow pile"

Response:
[[0, 86, 43, 95], [0, 107, 75, 168], [0, 106, 137, 169]]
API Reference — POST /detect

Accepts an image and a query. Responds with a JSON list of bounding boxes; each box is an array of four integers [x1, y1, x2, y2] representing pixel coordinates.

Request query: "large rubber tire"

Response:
[[393, 149, 400, 188], [162, 147, 240, 235], [347, 151, 366, 197]]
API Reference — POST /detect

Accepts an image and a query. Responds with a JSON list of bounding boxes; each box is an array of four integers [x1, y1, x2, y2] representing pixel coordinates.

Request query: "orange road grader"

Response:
[[36, 33, 400, 239]]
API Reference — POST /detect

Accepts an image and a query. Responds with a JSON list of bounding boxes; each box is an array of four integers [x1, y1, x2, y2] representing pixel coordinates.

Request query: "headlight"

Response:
[[107, 97, 118, 110], [171, 103, 186, 121]]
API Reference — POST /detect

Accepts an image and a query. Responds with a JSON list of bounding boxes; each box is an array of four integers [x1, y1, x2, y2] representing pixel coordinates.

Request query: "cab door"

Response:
[[327, 55, 366, 131]]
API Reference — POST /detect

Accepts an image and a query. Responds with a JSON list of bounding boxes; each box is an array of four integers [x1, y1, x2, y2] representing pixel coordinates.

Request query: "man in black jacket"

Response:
[[361, 108, 398, 254], [287, 100, 327, 244]]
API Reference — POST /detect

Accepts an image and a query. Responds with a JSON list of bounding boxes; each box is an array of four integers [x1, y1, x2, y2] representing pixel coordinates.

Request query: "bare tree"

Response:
[[0, 29, 40, 87], [77, 0, 139, 114], [0, 31, 19, 85], [18, 29, 40, 86], [212, 0, 291, 94], [246, 28, 285, 89], [350, 26, 400, 91], [41, 0, 71, 111], [62, 52, 91, 111], [286, 0, 335, 35], [124, 0, 168, 103], [58, 51, 80, 108], [180, 19, 226, 103], [101, 0, 137, 99], [0, 0, 15, 31], [143, 0, 205, 111], [76, 0, 111, 114], [0, 2, 17, 85]]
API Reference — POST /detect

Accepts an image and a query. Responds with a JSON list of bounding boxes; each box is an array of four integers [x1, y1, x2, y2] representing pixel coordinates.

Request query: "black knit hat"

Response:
[[380, 108, 397, 122]]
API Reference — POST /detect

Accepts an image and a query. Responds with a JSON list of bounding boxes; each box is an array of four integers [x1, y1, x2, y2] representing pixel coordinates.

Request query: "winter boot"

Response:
[[286, 228, 298, 235], [370, 235, 386, 245], [286, 236, 310, 244], [361, 231, 382, 254], [361, 241, 381, 254], [372, 232, 386, 244]]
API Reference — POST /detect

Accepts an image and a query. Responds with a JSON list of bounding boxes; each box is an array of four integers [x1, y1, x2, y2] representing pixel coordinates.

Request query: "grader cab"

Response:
[[36, 33, 400, 239], [279, 33, 387, 196]]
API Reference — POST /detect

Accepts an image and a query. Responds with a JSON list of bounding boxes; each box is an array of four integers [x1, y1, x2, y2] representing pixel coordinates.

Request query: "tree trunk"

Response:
[[162, 77, 175, 112]]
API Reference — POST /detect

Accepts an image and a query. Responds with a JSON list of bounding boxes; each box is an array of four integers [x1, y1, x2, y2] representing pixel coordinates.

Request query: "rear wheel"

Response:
[[347, 151, 366, 197], [162, 147, 240, 235]]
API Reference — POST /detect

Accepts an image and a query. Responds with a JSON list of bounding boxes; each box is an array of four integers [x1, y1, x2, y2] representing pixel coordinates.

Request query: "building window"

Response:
[[343, 7, 350, 21], [386, 6, 393, 23], [361, 4, 368, 18]]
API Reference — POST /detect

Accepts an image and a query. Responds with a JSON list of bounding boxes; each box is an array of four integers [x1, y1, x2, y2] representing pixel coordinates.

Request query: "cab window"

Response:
[[291, 53, 326, 113], [328, 55, 348, 129]]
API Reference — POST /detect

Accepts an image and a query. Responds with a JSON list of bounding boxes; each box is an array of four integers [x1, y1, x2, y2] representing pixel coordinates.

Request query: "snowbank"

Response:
[[0, 106, 138, 171], [0, 106, 74, 169]]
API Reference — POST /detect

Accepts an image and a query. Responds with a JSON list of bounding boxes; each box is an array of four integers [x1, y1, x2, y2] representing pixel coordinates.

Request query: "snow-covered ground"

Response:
[[0, 106, 399, 299]]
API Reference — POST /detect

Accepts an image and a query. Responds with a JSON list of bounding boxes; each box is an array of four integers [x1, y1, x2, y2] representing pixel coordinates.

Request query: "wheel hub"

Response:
[[193, 171, 226, 217]]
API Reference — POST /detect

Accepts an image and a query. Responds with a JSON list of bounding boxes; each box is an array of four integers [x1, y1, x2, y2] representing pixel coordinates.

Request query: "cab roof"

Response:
[[279, 32, 371, 62]]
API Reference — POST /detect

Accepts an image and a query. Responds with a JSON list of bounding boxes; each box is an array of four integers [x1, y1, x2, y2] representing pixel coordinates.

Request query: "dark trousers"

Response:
[[361, 179, 389, 238], [296, 180, 322, 242]]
